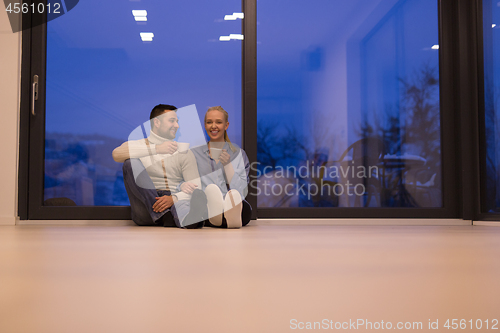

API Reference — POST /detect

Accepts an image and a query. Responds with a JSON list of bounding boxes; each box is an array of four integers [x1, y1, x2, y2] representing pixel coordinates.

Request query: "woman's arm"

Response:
[[226, 149, 250, 198], [223, 157, 235, 184]]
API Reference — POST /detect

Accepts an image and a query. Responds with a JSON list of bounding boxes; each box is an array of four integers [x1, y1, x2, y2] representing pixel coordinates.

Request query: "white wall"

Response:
[[0, 9, 21, 225]]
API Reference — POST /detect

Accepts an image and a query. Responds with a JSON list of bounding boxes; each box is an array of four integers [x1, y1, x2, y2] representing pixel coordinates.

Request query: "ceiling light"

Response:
[[224, 12, 244, 20], [229, 34, 244, 40], [431, 45, 439, 50], [493, 24, 497, 28], [133, 10, 147, 22], [140, 32, 154, 41], [132, 10, 147, 17], [219, 36, 231, 41]]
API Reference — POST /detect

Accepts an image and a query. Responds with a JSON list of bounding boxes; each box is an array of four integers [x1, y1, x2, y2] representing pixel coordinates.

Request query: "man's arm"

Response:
[[112, 140, 178, 163], [174, 151, 202, 201], [182, 152, 202, 186], [152, 195, 175, 212], [112, 139, 157, 163]]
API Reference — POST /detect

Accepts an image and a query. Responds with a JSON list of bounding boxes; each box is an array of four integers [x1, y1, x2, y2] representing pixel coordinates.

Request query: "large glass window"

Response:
[[256, 0, 442, 208], [482, 0, 500, 213], [43, 1, 242, 206]]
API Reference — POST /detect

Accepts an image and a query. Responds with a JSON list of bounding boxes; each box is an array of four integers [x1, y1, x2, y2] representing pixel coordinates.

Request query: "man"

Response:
[[112, 104, 206, 228]]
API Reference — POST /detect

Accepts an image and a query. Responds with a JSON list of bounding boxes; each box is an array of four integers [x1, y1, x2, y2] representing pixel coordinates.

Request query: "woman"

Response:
[[179, 106, 252, 228]]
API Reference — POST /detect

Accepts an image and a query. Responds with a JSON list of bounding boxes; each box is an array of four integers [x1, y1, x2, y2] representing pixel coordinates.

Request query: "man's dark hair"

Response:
[[150, 104, 177, 122]]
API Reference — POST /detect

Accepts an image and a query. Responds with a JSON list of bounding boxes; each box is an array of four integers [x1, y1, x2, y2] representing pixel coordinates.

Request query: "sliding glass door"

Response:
[[256, 0, 458, 218], [22, 0, 244, 218]]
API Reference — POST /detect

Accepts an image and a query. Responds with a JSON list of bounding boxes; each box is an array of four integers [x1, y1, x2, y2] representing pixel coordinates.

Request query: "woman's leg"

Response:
[[205, 184, 224, 227], [241, 200, 252, 226], [223, 189, 243, 228], [205, 200, 252, 228], [204, 185, 252, 228], [178, 189, 207, 228]]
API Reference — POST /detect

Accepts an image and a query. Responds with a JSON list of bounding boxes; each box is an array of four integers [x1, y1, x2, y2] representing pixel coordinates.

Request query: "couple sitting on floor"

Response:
[[112, 104, 252, 229]]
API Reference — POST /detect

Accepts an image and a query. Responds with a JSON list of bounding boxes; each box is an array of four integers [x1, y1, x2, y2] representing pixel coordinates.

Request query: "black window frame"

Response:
[[476, 0, 500, 220]]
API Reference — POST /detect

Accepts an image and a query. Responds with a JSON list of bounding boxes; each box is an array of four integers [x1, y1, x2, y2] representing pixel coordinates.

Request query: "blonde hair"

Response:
[[205, 106, 236, 152]]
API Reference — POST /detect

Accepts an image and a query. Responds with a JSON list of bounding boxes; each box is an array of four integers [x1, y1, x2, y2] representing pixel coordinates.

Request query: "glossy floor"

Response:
[[1, 225, 499, 333]]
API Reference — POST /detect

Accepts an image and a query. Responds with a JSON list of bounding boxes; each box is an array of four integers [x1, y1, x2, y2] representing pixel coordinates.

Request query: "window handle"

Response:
[[31, 75, 39, 116]]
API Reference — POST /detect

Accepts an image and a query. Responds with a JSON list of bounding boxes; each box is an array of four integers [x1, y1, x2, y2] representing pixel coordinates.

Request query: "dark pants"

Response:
[[241, 200, 252, 226], [122, 159, 180, 227]]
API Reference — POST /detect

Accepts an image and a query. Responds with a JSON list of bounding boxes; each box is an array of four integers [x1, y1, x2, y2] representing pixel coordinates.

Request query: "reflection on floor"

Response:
[[1, 225, 499, 333]]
